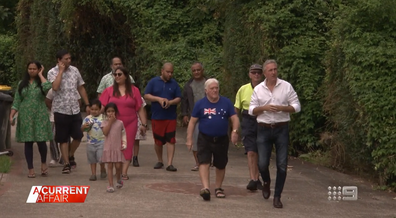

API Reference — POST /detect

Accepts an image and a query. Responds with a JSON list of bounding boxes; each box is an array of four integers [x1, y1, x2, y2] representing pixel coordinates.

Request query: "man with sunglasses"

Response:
[[97, 56, 135, 98], [234, 64, 264, 191]]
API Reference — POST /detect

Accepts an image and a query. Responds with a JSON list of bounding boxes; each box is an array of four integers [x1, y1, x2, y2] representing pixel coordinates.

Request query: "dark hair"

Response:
[[191, 61, 204, 69], [104, 102, 119, 116], [90, 99, 102, 109], [18, 61, 45, 97], [110, 56, 123, 65], [56, 49, 69, 60], [112, 66, 133, 98]]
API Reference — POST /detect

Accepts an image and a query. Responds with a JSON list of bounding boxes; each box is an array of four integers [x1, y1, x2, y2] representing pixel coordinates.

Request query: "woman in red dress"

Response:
[[100, 67, 147, 180]]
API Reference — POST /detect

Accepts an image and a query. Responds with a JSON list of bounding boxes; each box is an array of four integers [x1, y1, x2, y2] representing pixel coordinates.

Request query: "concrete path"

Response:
[[0, 124, 395, 218]]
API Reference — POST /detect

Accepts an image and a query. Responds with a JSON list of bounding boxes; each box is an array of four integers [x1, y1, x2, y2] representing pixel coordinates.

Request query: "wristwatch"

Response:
[[142, 124, 148, 128]]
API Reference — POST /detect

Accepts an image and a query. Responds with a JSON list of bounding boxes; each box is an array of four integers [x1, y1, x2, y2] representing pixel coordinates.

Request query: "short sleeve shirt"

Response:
[[82, 114, 105, 144], [144, 76, 182, 120], [97, 72, 135, 94], [234, 83, 254, 111], [192, 96, 236, 137], [47, 65, 84, 115]]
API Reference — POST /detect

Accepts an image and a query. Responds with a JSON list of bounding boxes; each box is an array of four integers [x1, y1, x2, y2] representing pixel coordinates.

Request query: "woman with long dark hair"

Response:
[[9, 61, 52, 178], [100, 66, 147, 180]]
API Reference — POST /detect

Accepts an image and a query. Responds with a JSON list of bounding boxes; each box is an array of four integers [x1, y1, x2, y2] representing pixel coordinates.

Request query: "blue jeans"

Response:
[[257, 124, 289, 197]]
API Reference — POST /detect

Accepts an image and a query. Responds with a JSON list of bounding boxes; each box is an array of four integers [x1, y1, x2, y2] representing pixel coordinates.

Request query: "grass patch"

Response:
[[0, 155, 12, 173], [299, 150, 331, 167]]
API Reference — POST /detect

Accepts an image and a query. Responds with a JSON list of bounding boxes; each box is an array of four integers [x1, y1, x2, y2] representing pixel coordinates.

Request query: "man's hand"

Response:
[[159, 98, 169, 109], [58, 61, 66, 72], [183, 116, 189, 125], [231, 131, 238, 145], [186, 140, 193, 151], [85, 105, 91, 115], [265, 105, 281, 112]]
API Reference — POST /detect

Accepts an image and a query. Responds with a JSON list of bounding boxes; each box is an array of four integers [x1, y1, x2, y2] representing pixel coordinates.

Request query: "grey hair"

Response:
[[191, 61, 204, 70], [263, 59, 277, 71], [204, 78, 219, 89]]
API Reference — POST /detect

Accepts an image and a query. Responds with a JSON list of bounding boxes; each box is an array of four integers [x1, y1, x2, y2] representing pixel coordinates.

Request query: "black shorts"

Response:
[[197, 132, 229, 169], [241, 113, 258, 153], [54, 112, 83, 143]]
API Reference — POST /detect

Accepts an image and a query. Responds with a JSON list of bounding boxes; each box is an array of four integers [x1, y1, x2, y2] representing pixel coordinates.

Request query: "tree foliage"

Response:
[[10, 0, 396, 189]]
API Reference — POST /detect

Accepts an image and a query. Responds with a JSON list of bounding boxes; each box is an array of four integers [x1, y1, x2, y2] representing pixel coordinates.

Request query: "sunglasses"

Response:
[[250, 71, 262, 75], [113, 73, 123, 77]]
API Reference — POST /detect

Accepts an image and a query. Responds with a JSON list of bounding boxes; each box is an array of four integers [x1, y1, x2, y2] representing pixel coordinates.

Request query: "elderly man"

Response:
[[186, 78, 239, 201], [144, 62, 182, 171], [97, 56, 135, 97], [181, 62, 206, 171], [234, 64, 263, 191], [249, 59, 301, 208], [47, 49, 90, 174]]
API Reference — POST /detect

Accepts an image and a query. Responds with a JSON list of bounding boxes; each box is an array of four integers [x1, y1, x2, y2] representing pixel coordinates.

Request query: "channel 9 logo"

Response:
[[328, 186, 358, 201]]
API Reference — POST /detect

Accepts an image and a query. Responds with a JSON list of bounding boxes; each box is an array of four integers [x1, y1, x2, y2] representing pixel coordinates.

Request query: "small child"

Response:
[[81, 99, 107, 181], [101, 102, 127, 193]]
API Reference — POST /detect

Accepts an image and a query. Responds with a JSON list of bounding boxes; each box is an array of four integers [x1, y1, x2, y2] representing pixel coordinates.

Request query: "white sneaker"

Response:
[[49, 159, 62, 167]]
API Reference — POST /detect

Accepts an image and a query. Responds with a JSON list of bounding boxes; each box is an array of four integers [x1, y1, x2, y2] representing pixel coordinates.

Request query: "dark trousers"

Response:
[[25, 142, 47, 169], [257, 124, 289, 197]]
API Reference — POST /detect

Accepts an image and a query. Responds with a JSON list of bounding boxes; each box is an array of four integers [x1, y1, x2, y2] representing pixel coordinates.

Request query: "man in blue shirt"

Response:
[[144, 62, 182, 171], [186, 78, 239, 201]]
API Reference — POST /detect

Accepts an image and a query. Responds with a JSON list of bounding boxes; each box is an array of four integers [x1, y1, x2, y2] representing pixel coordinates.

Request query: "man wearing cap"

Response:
[[249, 59, 301, 208], [97, 56, 135, 98], [234, 64, 263, 191]]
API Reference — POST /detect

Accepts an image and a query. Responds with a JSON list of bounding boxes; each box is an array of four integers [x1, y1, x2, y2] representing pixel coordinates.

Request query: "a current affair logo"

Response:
[[26, 186, 90, 203]]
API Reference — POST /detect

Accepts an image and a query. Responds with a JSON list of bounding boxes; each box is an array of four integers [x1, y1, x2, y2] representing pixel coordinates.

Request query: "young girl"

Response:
[[101, 103, 127, 193], [81, 99, 107, 181]]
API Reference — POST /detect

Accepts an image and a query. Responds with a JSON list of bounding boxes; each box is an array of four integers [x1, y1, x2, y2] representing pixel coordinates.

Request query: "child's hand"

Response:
[[82, 122, 90, 129], [108, 114, 116, 123], [121, 144, 126, 150]]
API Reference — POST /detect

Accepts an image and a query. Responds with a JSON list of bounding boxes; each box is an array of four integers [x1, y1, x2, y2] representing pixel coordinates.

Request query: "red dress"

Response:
[[100, 86, 143, 160]]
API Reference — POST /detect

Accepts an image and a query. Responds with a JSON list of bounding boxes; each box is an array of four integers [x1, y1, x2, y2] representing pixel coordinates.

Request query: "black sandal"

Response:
[[200, 188, 211, 201], [215, 188, 226, 198]]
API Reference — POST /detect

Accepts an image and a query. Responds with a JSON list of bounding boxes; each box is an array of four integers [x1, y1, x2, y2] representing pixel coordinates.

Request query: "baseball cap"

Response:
[[249, 64, 262, 71]]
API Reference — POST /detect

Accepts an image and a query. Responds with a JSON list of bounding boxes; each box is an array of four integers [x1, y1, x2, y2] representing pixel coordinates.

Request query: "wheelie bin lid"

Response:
[[0, 91, 13, 102], [0, 85, 11, 91]]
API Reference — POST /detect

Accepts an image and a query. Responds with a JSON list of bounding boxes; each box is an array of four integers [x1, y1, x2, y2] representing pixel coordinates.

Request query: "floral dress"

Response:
[[12, 81, 52, 142]]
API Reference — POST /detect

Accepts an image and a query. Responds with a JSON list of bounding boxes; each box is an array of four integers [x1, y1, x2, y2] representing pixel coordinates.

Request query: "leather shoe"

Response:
[[262, 182, 270, 199], [273, 197, 283, 208]]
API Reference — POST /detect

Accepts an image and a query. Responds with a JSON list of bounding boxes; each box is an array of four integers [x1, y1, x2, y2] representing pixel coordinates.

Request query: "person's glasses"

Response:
[[250, 71, 262, 75], [113, 73, 123, 77]]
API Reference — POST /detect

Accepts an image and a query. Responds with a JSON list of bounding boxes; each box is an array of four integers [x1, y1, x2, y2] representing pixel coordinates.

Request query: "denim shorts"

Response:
[[86, 141, 104, 164]]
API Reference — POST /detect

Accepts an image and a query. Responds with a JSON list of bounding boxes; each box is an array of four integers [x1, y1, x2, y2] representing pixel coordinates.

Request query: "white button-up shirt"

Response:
[[248, 78, 301, 123]]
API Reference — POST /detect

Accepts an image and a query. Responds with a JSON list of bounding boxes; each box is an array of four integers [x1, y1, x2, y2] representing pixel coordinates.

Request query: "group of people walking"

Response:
[[8, 49, 301, 208]]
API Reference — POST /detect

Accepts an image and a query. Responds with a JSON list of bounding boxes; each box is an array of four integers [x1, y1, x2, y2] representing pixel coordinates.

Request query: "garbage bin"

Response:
[[0, 86, 13, 152]]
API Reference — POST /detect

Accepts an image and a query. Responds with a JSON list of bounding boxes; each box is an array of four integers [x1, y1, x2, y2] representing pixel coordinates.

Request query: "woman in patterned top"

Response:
[[9, 61, 52, 178]]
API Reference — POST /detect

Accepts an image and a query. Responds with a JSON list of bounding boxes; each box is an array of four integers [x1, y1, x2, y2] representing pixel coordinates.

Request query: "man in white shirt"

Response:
[[96, 56, 135, 98], [249, 59, 301, 208]]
